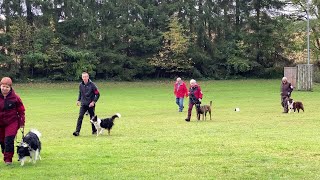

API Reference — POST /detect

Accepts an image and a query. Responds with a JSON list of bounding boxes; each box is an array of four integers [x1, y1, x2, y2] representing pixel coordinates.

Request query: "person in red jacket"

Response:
[[185, 79, 203, 122], [174, 77, 188, 112], [0, 77, 25, 165]]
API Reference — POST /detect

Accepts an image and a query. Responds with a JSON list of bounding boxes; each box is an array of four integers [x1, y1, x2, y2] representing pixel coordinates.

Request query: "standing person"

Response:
[[185, 79, 203, 122], [73, 72, 100, 136], [280, 77, 293, 113], [0, 77, 25, 165], [174, 77, 188, 112]]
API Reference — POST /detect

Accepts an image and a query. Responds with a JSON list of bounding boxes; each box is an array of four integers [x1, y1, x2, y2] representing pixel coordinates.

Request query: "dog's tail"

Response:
[[30, 129, 42, 138], [111, 113, 121, 121], [210, 101, 212, 107]]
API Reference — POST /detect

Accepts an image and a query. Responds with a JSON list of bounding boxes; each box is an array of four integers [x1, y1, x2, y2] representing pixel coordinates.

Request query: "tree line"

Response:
[[0, 0, 316, 81]]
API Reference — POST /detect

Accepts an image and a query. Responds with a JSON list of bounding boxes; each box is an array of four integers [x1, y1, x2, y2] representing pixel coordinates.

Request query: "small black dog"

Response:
[[90, 113, 121, 136], [16, 129, 42, 166]]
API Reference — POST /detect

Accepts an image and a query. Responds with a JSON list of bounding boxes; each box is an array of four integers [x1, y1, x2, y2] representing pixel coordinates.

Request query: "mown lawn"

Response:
[[1, 79, 320, 179]]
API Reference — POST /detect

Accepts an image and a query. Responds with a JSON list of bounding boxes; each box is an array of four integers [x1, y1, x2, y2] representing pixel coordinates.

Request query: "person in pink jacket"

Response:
[[185, 79, 203, 122], [174, 77, 188, 112], [0, 77, 25, 165]]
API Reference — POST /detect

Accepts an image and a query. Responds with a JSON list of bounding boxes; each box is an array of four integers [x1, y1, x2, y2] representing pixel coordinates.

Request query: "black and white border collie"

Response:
[[287, 98, 305, 113], [16, 129, 42, 166], [90, 113, 121, 136]]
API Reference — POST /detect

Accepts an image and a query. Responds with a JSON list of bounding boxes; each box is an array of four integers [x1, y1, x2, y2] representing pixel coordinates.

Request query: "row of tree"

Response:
[[0, 0, 317, 81]]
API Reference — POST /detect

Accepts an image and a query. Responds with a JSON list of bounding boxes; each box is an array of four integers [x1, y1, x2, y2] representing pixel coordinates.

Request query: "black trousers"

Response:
[[75, 105, 97, 133], [281, 96, 289, 113]]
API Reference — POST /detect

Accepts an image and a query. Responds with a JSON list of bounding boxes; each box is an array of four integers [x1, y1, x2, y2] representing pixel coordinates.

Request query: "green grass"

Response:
[[1, 80, 320, 179]]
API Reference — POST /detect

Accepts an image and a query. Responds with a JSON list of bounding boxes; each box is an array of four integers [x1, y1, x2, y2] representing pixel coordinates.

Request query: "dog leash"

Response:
[[15, 127, 25, 143], [20, 127, 25, 138]]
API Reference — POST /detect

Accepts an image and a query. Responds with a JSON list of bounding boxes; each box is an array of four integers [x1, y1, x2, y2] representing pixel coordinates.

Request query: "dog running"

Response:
[[195, 101, 212, 120], [90, 113, 121, 136], [287, 98, 304, 113], [16, 129, 42, 166]]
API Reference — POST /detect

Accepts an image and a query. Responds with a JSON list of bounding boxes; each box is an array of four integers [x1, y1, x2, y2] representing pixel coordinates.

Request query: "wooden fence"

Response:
[[284, 64, 313, 91], [296, 64, 313, 91]]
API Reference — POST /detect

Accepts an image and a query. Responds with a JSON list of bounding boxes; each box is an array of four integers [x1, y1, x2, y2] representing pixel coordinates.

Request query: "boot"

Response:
[[4, 152, 13, 164]]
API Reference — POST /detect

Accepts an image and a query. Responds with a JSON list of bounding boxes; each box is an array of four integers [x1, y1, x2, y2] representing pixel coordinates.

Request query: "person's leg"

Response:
[[185, 102, 194, 121], [3, 121, 19, 164], [281, 96, 286, 112], [281, 96, 285, 107], [176, 97, 180, 110], [0, 127, 5, 162], [88, 106, 97, 134], [283, 97, 289, 113], [179, 98, 184, 112], [74, 105, 88, 135]]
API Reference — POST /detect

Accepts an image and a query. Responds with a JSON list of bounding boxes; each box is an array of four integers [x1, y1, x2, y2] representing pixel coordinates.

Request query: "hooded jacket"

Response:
[[281, 82, 293, 97], [188, 84, 203, 104], [0, 89, 25, 127], [174, 81, 188, 98], [78, 79, 100, 106]]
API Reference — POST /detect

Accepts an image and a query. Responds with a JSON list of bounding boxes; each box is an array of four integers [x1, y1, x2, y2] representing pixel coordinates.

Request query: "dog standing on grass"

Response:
[[16, 129, 42, 166], [90, 113, 121, 136], [287, 98, 304, 113], [196, 101, 212, 120]]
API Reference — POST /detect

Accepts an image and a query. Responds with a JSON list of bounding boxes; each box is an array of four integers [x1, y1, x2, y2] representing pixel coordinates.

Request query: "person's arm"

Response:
[[77, 84, 82, 106], [288, 83, 293, 96], [183, 84, 188, 97], [289, 83, 293, 92], [198, 86, 203, 100], [16, 96, 25, 128], [92, 83, 100, 103]]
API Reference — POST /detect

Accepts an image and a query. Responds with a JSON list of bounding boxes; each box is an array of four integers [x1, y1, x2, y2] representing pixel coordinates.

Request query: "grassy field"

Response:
[[1, 79, 320, 179]]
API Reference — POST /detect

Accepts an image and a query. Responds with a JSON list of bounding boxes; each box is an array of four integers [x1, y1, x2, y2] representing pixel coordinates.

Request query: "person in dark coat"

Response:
[[73, 72, 100, 136], [185, 79, 203, 122], [280, 77, 293, 113], [0, 77, 25, 165]]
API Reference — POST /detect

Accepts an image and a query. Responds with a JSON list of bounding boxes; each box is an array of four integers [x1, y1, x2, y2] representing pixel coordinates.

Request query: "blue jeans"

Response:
[[176, 97, 184, 112]]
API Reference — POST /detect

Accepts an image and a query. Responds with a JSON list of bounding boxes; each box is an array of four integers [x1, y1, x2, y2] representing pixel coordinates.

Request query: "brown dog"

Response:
[[196, 101, 212, 120], [287, 98, 304, 113]]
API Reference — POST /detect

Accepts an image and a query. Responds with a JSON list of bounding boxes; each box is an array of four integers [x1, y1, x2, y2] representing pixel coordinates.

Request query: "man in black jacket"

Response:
[[73, 72, 100, 136]]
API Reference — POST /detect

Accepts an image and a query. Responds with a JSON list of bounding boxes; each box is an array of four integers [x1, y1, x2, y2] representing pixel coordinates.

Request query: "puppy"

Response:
[[16, 129, 42, 166], [195, 101, 212, 120], [287, 98, 304, 113], [90, 113, 121, 136]]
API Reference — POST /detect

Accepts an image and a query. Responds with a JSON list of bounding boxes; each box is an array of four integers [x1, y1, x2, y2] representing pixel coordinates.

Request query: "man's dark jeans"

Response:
[[75, 105, 97, 133]]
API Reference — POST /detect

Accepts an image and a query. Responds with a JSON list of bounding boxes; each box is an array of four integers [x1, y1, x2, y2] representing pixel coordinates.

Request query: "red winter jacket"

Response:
[[174, 81, 188, 98], [188, 84, 203, 104], [0, 89, 25, 127]]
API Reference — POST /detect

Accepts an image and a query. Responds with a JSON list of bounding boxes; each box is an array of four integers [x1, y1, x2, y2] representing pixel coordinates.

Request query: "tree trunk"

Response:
[[26, 0, 33, 25]]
